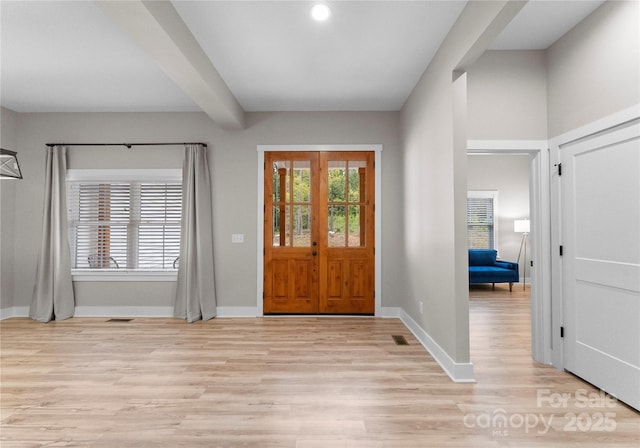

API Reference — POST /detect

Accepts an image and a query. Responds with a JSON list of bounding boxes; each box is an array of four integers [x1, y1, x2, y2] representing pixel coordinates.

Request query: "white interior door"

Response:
[[561, 119, 640, 410]]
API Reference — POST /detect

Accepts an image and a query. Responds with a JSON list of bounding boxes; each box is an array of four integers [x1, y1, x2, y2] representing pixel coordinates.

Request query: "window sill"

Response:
[[72, 270, 178, 282]]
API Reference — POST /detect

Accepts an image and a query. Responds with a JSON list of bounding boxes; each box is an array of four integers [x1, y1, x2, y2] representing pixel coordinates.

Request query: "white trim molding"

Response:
[[74, 306, 175, 317], [549, 104, 640, 148], [380, 307, 402, 318], [216, 306, 260, 318], [399, 309, 475, 383], [467, 139, 547, 152], [1, 306, 260, 320], [467, 139, 551, 366], [71, 271, 178, 282], [1, 307, 30, 320]]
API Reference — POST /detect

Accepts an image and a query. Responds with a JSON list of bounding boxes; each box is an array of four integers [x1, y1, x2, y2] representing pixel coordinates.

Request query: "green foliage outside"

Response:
[[272, 164, 363, 243]]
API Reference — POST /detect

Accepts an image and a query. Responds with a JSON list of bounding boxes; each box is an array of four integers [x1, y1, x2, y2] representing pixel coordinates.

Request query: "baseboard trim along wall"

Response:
[[1, 306, 260, 319], [4, 306, 398, 319], [1, 307, 29, 320], [75, 306, 175, 317], [396, 308, 476, 383]]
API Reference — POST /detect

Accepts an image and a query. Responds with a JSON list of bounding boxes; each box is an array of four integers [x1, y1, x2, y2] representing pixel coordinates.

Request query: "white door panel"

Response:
[[574, 282, 639, 364], [575, 258, 640, 292], [562, 119, 640, 410]]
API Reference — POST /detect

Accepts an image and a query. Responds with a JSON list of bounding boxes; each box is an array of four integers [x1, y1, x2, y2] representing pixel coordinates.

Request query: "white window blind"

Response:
[[467, 192, 497, 249], [67, 180, 182, 270]]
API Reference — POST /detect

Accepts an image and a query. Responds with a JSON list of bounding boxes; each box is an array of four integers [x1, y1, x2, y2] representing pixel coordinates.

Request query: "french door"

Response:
[[263, 151, 375, 314]]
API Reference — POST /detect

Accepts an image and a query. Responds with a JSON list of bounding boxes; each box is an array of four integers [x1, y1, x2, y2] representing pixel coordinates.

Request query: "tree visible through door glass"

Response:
[[272, 161, 289, 247], [292, 161, 311, 247], [327, 160, 366, 247], [272, 160, 312, 247]]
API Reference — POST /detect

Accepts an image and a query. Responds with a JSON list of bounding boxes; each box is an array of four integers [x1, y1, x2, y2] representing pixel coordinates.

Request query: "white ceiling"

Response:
[[172, 0, 466, 111], [0, 0, 605, 115]]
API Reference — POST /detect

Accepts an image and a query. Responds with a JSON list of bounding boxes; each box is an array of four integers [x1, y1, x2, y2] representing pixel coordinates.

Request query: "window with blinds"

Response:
[[467, 192, 497, 249], [67, 180, 182, 270]]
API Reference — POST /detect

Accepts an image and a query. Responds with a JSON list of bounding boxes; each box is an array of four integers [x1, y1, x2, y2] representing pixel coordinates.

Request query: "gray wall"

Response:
[[400, 1, 525, 364], [465, 49, 545, 284], [466, 0, 640, 142], [4, 111, 404, 312], [467, 154, 530, 279], [468, 50, 547, 140], [1, 107, 20, 310], [547, 0, 640, 137]]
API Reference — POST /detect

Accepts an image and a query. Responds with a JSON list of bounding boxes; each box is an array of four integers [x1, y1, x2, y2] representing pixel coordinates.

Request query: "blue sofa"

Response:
[[468, 249, 519, 291]]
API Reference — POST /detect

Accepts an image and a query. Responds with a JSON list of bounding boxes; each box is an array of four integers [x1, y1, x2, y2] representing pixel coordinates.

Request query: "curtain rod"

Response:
[[45, 142, 207, 149]]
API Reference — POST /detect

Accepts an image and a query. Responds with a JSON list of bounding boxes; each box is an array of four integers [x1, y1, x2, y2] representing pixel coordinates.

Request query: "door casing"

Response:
[[467, 140, 550, 365], [257, 145, 383, 316]]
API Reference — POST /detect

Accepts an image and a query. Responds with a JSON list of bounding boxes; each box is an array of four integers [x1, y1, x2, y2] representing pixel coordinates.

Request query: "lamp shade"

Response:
[[514, 219, 530, 233]]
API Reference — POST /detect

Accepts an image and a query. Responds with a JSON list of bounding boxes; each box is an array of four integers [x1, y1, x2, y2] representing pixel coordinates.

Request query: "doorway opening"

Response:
[[263, 151, 375, 314], [467, 141, 552, 366], [256, 145, 383, 317]]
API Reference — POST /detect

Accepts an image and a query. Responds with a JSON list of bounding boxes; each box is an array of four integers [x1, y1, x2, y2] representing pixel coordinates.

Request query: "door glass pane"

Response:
[[328, 161, 346, 202], [292, 205, 311, 247], [272, 205, 290, 247], [348, 161, 366, 202], [348, 205, 363, 247], [293, 161, 311, 202], [272, 161, 289, 203], [328, 205, 346, 247]]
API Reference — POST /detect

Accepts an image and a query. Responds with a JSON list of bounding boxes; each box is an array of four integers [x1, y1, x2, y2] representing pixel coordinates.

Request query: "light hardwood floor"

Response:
[[1, 291, 638, 447]]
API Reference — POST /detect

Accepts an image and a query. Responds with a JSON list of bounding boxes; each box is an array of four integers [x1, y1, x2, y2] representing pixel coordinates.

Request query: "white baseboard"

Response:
[[380, 306, 402, 318], [1, 305, 260, 320], [1, 306, 29, 320], [397, 308, 475, 383], [0, 307, 13, 320], [216, 306, 259, 317], [74, 306, 175, 317], [74, 305, 260, 318]]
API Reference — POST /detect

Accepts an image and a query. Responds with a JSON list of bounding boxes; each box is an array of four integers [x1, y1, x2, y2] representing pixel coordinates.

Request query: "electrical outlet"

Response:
[[231, 234, 244, 243], [419, 301, 423, 314]]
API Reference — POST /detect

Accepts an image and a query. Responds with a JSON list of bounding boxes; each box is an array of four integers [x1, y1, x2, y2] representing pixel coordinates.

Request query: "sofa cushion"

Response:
[[469, 266, 518, 283], [468, 249, 497, 266]]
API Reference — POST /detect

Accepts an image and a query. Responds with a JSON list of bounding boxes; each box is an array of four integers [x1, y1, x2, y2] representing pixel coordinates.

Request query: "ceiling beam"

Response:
[[96, 0, 245, 129]]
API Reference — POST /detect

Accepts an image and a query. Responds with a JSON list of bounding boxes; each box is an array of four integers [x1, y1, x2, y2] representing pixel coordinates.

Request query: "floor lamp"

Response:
[[514, 219, 530, 290]]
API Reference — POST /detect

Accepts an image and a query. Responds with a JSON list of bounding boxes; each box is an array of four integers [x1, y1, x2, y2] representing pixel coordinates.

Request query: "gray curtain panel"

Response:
[[29, 146, 75, 322], [174, 144, 217, 322]]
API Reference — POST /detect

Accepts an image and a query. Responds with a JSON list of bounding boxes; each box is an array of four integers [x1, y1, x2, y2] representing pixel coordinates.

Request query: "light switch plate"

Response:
[[231, 234, 244, 243]]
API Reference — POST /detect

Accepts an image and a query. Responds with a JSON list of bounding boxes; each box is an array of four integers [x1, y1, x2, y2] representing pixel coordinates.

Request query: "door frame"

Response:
[[549, 104, 640, 371], [467, 139, 551, 365], [257, 145, 383, 317]]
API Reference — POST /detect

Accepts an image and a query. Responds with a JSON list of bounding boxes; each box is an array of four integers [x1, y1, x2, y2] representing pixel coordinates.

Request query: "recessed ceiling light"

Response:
[[311, 4, 331, 22]]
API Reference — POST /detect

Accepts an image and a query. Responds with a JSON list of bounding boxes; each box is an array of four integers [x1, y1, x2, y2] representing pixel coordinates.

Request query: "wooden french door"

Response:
[[264, 152, 320, 314], [264, 151, 375, 314]]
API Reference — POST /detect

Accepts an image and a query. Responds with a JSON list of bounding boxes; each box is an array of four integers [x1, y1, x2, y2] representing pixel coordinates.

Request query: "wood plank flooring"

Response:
[[1, 291, 638, 447]]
